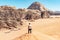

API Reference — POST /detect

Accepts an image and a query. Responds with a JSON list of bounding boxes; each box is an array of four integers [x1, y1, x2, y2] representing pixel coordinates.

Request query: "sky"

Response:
[[0, 0, 60, 11]]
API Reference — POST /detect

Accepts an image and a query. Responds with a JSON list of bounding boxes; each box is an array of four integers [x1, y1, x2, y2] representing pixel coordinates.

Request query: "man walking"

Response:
[[28, 23, 32, 34]]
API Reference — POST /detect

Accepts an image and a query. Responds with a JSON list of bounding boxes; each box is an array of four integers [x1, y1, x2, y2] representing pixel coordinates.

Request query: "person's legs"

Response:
[[29, 29, 32, 33], [28, 29, 32, 34]]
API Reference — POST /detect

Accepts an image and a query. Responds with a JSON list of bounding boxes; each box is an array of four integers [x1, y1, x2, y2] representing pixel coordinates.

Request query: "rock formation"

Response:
[[25, 9, 41, 20], [0, 6, 41, 29], [17, 9, 41, 20], [28, 2, 50, 18], [0, 6, 23, 29], [28, 2, 47, 11], [0, 2, 50, 29]]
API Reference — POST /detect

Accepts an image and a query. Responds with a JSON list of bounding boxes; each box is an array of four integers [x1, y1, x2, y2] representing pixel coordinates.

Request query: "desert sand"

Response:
[[0, 18, 60, 40]]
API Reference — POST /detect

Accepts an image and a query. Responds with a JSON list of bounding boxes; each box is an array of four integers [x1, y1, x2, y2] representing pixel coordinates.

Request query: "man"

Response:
[[28, 23, 32, 34]]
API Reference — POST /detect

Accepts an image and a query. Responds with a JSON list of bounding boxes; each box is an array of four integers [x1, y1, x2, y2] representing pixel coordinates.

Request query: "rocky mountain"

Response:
[[0, 6, 23, 29], [28, 2, 47, 11], [0, 2, 50, 29], [28, 2, 49, 18]]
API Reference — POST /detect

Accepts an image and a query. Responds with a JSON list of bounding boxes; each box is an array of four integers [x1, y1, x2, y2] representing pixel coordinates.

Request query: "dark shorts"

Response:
[[28, 29, 32, 30]]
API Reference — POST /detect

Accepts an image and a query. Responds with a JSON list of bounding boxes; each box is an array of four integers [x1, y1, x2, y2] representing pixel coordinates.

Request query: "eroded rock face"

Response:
[[17, 8, 41, 20], [28, 2, 50, 18], [0, 6, 23, 29], [25, 9, 41, 20], [0, 6, 41, 29]]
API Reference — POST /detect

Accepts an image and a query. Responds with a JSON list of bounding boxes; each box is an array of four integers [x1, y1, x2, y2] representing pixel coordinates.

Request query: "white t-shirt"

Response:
[[28, 24, 32, 29]]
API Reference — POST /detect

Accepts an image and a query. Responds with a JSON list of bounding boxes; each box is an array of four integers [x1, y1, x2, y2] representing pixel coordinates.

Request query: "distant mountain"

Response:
[[28, 2, 47, 11], [48, 11, 60, 15]]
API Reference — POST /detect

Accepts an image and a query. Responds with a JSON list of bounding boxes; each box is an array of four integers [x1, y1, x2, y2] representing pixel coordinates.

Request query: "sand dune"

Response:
[[14, 33, 38, 40], [14, 31, 57, 40], [0, 18, 60, 40], [13, 18, 60, 40]]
